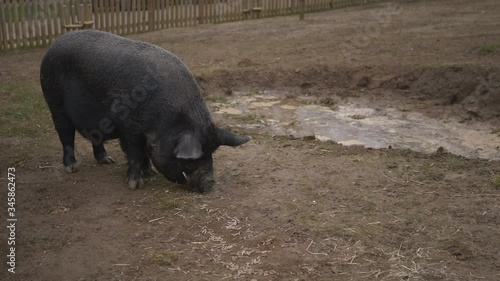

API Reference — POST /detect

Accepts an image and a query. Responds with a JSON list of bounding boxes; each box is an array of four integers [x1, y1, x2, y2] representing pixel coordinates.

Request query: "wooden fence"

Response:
[[0, 0, 380, 50]]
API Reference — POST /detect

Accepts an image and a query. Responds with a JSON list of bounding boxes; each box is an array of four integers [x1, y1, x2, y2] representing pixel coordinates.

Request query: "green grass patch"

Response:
[[0, 81, 52, 138], [231, 113, 259, 123], [318, 141, 335, 151], [194, 69, 215, 83], [245, 90, 260, 97], [349, 114, 366, 120], [493, 176, 500, 189], [420, 164, 445, 182], [479, 43, 500, 55], [205, 95, 228, 104], [151, 251, 178, 266]]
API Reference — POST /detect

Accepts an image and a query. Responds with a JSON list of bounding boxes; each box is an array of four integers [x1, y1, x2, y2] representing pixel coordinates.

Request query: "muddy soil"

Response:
[[1, 0, 500, 280]]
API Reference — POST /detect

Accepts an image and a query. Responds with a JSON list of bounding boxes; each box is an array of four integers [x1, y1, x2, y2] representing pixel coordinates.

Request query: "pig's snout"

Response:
[[184, 171, 214, 193]]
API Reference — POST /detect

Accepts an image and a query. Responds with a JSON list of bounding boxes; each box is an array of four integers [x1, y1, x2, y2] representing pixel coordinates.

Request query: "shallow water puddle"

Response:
[[212, 94, 500, 160]]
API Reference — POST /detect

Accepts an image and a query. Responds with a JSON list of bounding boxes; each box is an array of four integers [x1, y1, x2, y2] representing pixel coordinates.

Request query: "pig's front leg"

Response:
[[120, 134, 148, 189]]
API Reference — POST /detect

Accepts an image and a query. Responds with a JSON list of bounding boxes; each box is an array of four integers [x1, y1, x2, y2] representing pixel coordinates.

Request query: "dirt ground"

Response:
[[1, 0, 500, 280]]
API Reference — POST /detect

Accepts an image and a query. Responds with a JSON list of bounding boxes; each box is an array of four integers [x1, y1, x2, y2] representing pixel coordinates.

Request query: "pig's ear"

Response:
[[217, 128, 251, 147], [174, 134, 204, 159]]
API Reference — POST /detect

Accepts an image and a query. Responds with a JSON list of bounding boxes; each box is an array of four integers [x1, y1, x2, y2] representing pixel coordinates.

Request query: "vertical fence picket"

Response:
[[48, 0, 55, 44], [205, 0, 209, 24], [20, 0, 28, 47], [148, 0, 153, 31], [104, 0, 109, 31], [129, 0, 133, 32], [127, 0, 132, 33], [12, 0, 19, 48], [166, 0, 171, 28], [98, 0, 104, 31], [144, 0, 148, 31], [136, 0, 139, 31], [180, 0, 184, 27], [111, 0, 116, 33], [168, 0, 172, 27], [211, 0, 215, 23], [9, 0, 14, 48], [198, 0, 201, 24], [205, 0, 209, 23], [178, 0, 182, 27], [188, 0, 192, 26], [130, 0, 135, 33], [92, 0, 98, 30], [136, 0, 140, 32], [225, 0, 229, 22], [187, 0, 191, 26], [137, 0, 141, 32], [123, 0, 127, 34], [34, 0, 41, 46], [28, 0, 34, 47], [160, 0, 165, 28], [140, 0, 143, 31], [0, 0, 6, 50], [7, 0, 12, 48], [155, 0, 159, 29], [118, 0, 122, 34], [210, 0, 213, 23], [105, 0, 110, 32], [136, 0, 140, 31], [230, 0, 234, 22], [182, 0, 186, 27], [174, 0, 178, 28], [40, 1, 47, 46], [187, 0, 190, 26]]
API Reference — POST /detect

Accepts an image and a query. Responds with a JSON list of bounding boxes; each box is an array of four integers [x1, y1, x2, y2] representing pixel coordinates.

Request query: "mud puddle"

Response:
[[211, 93, 500, 160]]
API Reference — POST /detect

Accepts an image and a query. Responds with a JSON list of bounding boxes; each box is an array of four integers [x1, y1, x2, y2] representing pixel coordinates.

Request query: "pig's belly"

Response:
[[63, 88, 119, 141]]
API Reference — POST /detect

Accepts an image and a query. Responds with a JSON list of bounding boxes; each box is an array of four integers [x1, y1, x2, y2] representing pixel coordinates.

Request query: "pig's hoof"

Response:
[[127, 178, 144, 190], [98, 155, 116, 164], [64, 164, 78, 173], [142, 166, 158, 177]]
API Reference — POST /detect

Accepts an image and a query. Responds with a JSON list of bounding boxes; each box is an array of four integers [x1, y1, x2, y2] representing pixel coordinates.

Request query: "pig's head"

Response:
[[147, 128, 249, 192]]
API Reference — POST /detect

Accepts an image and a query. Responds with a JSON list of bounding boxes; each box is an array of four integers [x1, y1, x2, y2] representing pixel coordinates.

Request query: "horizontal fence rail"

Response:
[[0, 0, 380, 50]]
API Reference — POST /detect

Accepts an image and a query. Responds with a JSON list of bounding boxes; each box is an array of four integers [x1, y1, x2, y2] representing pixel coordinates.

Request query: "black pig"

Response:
[[40, 30, 249, 192]]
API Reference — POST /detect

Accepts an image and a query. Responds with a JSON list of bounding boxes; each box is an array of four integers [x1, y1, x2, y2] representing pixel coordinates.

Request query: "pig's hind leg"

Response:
[[44, 95, 78, 173], [93, 143, 116, 164]]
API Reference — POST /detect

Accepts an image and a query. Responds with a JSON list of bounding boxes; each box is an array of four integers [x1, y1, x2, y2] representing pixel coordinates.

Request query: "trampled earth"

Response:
[[1, 0, 499, 280]]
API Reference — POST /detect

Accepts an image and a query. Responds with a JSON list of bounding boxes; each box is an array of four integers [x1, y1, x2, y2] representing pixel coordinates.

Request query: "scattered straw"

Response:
[[381, 173, 404, 184], [469, 273, 486, 279], [148, 216, 165, 223], [306, 240, 328, 256]]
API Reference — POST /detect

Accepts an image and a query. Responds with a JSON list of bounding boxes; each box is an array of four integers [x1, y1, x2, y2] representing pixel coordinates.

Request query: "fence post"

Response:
[[148, 0, 154, 31], [199, 0, 204, 24], [0, 0, 6, 50], [299, 0, 304, 20]]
